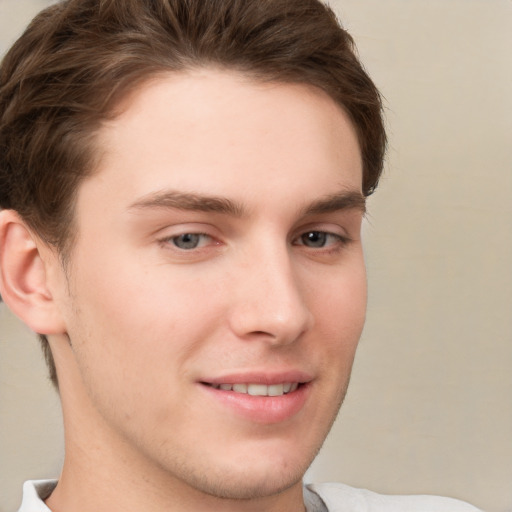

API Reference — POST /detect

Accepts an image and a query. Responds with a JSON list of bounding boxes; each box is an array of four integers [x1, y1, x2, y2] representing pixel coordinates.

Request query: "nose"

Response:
[[228, 244, 314, 346]]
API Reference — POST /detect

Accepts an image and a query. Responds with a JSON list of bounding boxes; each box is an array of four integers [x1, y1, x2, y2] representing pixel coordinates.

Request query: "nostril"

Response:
[[251, 330, 273, 336]]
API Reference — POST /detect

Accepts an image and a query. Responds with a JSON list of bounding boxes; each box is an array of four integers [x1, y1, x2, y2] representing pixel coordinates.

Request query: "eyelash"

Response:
[[293, 231, 351, 251], [159, 230, 351, 253], [160, 232, 214, 251]]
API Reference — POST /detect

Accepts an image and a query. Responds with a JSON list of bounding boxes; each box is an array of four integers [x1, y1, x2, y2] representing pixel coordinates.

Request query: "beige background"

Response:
[[1, 1, 511, 511]]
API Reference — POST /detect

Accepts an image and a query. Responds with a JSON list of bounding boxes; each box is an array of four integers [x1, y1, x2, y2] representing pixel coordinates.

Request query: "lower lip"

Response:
[[200, 383, 310, 424]]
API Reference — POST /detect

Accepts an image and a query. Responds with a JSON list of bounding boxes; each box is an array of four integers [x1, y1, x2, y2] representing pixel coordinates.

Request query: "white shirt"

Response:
[[304, 483, 482, 511], [19, 479, 482, 511]]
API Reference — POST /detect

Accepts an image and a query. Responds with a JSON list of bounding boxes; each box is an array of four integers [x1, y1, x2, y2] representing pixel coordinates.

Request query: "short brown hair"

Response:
[[0, 0, 386, 386]]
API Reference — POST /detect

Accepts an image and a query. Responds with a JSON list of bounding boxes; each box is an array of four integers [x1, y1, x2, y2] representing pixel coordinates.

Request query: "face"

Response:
[[53, 69, 366, 502]]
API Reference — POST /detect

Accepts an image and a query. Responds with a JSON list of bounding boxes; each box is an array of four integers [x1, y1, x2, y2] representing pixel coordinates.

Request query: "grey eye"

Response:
[[172, 233, 202, 249], [300, 231, 328, 248]]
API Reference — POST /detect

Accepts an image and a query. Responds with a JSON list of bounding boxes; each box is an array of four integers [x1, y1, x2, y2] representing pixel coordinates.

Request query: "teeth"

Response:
[[232, 383, 248, 393], [268, 384, 284, 396], [210, 382, 299, 396], [248, 384, 267, 396]]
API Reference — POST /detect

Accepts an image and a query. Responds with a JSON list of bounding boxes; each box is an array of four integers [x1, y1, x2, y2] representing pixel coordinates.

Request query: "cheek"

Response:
[[309, 261, 367, 377], [65, 251, 222, 375], [314, 261, 367, 334]]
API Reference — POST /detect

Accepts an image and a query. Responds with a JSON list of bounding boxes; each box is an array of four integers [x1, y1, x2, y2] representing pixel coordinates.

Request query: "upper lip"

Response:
[[200, 370, 313, 386]]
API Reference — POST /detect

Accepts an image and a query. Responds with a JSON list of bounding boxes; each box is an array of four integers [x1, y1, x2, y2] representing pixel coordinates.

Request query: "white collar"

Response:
[[18, 480, 56, 512]]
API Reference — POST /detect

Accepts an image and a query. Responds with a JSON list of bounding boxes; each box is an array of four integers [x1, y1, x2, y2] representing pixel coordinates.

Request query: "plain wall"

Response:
[[1, 1, 511, 511]]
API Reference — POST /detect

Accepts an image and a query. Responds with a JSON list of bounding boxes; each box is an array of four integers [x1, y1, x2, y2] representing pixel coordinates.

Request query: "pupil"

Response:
[[174, 233, 200, 249], [303, 231, 326, 247]]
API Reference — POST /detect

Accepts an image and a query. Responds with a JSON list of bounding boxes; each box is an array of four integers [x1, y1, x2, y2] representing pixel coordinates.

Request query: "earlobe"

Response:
[[0, 209, 67, 335]]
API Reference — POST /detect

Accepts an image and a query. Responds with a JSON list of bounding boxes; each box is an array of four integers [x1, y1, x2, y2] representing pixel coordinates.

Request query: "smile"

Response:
[[205, 382, 300, 396], [200, 378, 311, 423]]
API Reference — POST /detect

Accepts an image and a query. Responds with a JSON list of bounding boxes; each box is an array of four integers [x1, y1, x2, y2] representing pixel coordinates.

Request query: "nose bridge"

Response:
[[229, 238, 313, 344]]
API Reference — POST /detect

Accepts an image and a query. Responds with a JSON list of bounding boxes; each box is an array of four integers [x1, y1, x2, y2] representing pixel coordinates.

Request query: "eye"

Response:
[[296, 231, 345, 248], [300, 231, 328, 248], [168, 233, 211, 250]]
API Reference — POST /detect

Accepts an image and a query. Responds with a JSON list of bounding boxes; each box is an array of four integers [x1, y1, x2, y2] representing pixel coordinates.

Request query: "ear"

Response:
[[0, 209, 67, 335]]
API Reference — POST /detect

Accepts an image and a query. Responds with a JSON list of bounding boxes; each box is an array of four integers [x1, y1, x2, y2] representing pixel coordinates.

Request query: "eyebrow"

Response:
[[128, 189, 366, 216], [302, 191, 366, 216], [128, 190, 246, 216]]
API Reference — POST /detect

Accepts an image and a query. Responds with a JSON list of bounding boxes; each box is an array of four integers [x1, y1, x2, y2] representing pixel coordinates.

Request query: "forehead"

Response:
[[83, 69, 362, 213]]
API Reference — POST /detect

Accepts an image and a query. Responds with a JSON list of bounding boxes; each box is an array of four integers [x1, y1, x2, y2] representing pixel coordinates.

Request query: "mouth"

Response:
[[202, 382, 301, 397], [199, 376, 311, 423]]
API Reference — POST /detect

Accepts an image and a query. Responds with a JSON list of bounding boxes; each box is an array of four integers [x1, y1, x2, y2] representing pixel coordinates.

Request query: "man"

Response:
[[0, 1, 481, 511]]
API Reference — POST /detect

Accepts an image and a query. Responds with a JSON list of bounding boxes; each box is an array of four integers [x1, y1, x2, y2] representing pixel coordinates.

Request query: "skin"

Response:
[[1, 69, 366, 512]]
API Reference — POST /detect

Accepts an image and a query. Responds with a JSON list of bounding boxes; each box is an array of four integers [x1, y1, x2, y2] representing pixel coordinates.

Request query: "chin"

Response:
[[188, 464, 306, 501], [163, 442, 314, 502]]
